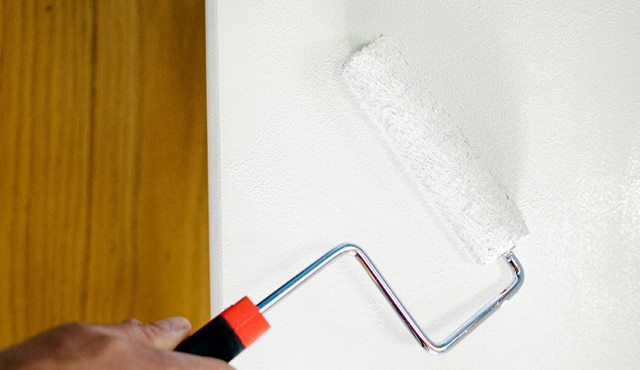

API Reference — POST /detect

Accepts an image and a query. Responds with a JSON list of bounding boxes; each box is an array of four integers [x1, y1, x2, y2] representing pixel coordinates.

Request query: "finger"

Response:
[[105, 330, 236, 370], [163, 350, 237, 370], [108, 317, 192, 350]]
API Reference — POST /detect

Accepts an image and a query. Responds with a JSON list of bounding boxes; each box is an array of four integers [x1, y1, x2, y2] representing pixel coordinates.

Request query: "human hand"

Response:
[[0, 317, 234, 369]]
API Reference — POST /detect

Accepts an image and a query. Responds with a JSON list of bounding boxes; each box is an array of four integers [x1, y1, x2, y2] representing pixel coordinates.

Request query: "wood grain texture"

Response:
[[0, 0, 209, 348]]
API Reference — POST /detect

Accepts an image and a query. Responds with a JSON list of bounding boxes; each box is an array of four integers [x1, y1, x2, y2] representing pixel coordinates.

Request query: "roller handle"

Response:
[[174, 297, 270, 362]]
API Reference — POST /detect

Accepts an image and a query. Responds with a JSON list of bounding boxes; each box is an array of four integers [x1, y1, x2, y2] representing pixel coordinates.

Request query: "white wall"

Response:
[[210, 1, 640, 369]]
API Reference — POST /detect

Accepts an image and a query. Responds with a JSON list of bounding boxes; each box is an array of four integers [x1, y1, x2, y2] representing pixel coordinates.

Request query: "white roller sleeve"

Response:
[[342, 35, 528, 264]]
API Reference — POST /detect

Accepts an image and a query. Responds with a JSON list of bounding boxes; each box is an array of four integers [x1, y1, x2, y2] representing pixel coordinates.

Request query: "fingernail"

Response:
[[155, 316, 191, 332]]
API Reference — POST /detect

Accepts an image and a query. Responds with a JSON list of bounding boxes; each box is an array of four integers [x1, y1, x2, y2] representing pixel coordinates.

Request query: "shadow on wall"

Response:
[[343, 1, 524, 198]]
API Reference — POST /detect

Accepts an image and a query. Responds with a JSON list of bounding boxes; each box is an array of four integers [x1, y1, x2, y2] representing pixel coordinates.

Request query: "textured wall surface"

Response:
[[211, 1, 640, 368]]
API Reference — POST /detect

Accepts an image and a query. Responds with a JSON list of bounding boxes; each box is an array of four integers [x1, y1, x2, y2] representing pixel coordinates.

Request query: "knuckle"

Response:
[[121, 317, 144, 326], [118, 318, 166, 345]]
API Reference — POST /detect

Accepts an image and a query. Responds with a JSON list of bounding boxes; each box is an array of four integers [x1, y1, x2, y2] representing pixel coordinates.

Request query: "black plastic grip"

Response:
[[174, 315, 245, 361], [174, 297, 270, 361]]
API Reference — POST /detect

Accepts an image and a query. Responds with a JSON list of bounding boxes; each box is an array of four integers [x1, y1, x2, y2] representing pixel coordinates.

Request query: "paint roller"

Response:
[[175, 35, 527, 361]]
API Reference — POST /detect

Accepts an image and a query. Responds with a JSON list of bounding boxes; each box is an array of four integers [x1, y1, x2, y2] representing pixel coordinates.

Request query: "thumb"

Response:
[[111, 317, 192, 350]]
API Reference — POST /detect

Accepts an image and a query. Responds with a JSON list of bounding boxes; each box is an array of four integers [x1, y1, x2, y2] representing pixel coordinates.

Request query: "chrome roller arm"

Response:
[[257, 243, 524, 355]]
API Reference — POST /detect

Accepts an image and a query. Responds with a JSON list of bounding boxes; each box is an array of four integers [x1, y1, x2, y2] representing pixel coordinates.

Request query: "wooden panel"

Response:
[[0, 0, 208, 348]]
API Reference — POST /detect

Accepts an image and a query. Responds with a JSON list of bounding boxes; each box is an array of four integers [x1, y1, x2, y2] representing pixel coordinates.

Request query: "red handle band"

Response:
[[220, 296, 270, 348]]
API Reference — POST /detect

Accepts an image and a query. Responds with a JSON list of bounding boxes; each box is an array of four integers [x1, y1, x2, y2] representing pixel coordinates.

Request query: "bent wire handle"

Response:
[[257, 243, 524, 355]]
